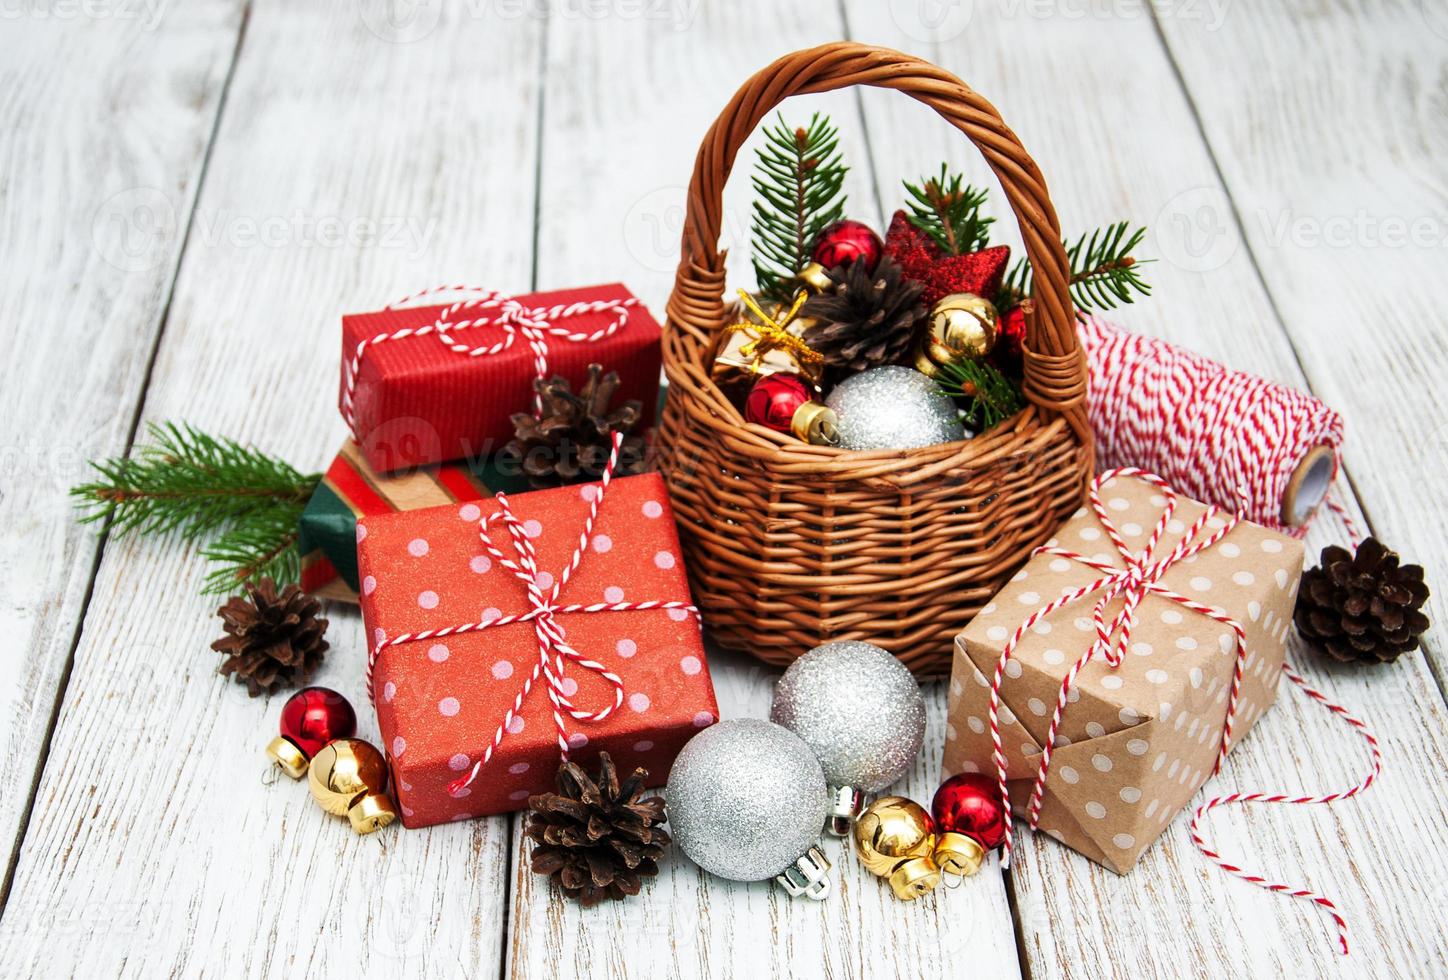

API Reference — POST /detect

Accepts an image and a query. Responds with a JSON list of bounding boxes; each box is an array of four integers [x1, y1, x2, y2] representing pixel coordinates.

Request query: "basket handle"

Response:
[[665, 42, 1090, 443]]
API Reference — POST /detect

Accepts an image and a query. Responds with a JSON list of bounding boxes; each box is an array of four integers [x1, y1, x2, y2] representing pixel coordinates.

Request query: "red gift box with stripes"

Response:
[[356, 471, 717, 828], [298, 440, 495, 603], [340, 283, 662, 473]]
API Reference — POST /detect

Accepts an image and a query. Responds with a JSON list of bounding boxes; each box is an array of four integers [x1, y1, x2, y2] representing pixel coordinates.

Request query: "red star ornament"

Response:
[[884, 209, 1011, 309]]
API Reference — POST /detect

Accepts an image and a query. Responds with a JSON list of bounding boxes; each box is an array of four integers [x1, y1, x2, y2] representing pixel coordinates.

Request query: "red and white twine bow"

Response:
[[364, 433, 698, 796], [988, 467, 1381, 955], [340, 284, 638, 432]]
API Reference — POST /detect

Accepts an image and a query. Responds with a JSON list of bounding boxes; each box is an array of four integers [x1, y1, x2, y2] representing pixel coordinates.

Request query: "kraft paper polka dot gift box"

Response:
[[942, 473, 1305, 873], [356, 471, 718, 829]]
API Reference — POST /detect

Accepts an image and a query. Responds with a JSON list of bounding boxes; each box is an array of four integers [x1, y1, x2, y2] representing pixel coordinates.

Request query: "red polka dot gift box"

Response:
[[942, 472, 1305, 874], [356, 471, 717, 828], [340, 283, 662, 473]]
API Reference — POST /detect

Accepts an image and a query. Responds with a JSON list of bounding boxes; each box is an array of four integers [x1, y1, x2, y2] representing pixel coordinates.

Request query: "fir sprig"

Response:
[[201, 509, 304, 595], [999, 222, 1153, 313], [72, 422, 320, 595], [903, 165, 994, 255], [937, 358, 1025, 431], [750, 112, 848, 302]]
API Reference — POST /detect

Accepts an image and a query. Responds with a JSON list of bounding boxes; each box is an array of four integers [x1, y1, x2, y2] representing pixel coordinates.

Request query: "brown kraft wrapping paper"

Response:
[[942, 474, 1306, 873]]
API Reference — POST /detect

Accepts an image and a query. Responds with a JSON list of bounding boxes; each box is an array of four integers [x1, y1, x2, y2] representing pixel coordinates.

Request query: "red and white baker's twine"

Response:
[[339, 285, 638, 431], [364, 432, 698, 796], [989, 467, 1380, 955], [1080, 316, 1345, 535], [1188, 661, 1380, 955]]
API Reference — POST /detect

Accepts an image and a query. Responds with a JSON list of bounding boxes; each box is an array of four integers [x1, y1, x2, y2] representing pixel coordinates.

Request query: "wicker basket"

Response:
[[656, 43, 1092, 675]]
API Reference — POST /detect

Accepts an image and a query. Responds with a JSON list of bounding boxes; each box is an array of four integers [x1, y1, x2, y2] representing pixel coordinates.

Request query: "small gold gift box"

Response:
[[710, 289, 824, 399]]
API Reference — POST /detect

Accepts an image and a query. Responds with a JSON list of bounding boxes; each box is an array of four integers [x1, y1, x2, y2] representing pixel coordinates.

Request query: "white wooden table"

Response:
[[2, 2, 1445, 977]]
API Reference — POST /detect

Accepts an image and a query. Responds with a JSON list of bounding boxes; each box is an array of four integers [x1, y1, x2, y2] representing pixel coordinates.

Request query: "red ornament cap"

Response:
[[745, 374, 839, 445], [811, 219, 884, 275], [931, 772, 1008, 851], [884, 209, 1011, 309], [268, 686, 357, 778]]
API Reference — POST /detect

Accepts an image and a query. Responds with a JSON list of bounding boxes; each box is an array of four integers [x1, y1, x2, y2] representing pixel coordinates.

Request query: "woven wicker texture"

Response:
[[657, 43, 1092, 675]]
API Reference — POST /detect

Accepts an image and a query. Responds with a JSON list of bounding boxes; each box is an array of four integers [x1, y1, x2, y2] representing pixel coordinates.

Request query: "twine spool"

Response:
[[1079, 317, 1344, 533]]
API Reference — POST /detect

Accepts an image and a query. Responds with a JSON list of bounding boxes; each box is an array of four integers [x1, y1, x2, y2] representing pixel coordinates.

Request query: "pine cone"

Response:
[[212, 578, 329, 696], [503, 364, 647, 489], [525, 753, 670, 906], [799, 255, 927, 374], [1294, 538, 1430, 665]]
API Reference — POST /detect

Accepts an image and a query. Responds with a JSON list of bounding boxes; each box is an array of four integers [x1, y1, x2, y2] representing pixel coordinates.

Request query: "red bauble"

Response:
[[884, 210, 1011, 308], [811, 219, 884, 274], [745, 374, 811, 430], [744, 374, 838, 445], [993, 304, 1028, 373], [282, 686, 356, 756], [931, 772, 1008, 851], [268, 687, 357, 778]]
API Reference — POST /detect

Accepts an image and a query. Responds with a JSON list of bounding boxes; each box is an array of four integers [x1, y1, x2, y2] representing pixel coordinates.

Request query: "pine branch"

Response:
[[936, 358, 1025, 431], [201, 512, 303, 596], [903, 165, 994, 255], [72, 421, 319, 537], [999, 222, 1153, 313], [71, 421, 320, 593], [750, 112, 848, 302]]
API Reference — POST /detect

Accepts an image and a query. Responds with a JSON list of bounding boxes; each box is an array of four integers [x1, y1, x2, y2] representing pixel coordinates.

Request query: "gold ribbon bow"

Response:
[[726, 289, 824, 370]]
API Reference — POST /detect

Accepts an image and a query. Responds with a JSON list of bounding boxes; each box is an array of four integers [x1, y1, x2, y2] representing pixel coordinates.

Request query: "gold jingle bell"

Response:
[[915, 292, 999, 378], [308, 738, 398, 834], [853, 796, 942, 900], [934, 831, 986, 879]]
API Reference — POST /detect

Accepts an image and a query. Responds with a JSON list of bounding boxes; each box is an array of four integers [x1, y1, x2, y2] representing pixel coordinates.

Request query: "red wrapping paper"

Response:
[[356, 472, 717, 828], [341, 283, 662, 472]]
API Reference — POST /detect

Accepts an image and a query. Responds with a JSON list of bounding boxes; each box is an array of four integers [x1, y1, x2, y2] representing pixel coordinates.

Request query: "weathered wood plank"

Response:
[[0, 1, 543, 975], [506, 6, 1024, 979], [1154, 0, 1448, 688], [0, 0, 244, 883], [845, 2, 1448, 976]]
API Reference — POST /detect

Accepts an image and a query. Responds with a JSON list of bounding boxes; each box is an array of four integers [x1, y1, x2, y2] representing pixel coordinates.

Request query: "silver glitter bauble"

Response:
[[666, 719, 828, 882], [770, 641, 927, 794], [824, 365, 965, 451]]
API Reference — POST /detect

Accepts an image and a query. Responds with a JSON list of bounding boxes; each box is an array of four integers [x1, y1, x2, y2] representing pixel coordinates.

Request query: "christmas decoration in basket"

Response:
[[655, 43, 1168, 675]]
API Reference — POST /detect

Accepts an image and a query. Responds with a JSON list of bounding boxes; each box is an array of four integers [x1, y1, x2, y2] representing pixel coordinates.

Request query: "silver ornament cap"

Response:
[[775, 844, 832, 900], [824, 365, 965, 451], [770, 641, 927, 833], [665, 719, 831, 892]]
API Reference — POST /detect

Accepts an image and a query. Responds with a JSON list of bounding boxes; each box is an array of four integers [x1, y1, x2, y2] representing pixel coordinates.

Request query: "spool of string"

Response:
[[1078, 317, 1344, 535]]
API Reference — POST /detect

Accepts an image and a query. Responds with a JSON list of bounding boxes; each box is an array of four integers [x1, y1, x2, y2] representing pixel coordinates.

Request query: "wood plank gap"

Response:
[[1001, 869, 1035, 980], [527, 8, 551, 294], [501, 13, 553, 980], [1144, 3, 1447, 709], [834, 0, 886, 230], [1142, 5, 1342, 464], [0, 0, 254, 919]]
